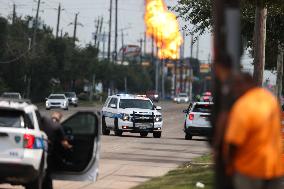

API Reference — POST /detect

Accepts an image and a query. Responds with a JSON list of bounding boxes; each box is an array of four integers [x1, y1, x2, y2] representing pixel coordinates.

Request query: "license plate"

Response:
[[139, 126, 147, 130], [136, 123, 152, 128]]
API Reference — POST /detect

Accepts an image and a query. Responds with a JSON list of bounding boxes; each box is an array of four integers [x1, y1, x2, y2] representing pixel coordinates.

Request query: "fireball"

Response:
[[144, 0, 183, 59]]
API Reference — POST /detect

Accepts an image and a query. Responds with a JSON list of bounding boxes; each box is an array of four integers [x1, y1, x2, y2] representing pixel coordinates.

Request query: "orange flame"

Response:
[[144, 0, 183, 60]]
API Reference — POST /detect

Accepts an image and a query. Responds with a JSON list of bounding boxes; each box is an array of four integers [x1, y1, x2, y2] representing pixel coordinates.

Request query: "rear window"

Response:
[[192, 104, 212, 113], [0, 111, 24, 128], [0, 110, 34, 129]]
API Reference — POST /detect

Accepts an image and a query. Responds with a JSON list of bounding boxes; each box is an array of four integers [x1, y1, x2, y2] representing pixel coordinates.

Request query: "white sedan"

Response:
[[45, 94, 69, 110]]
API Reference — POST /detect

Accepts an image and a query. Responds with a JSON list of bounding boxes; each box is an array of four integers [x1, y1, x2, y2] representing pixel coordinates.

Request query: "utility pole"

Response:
[[94, 18, 100, 47], [97, 17, 104, 49], [144, 32, 147, 55], [107, 0, 113, 61], [140, 38, 143, 64], [56, 3, 62, 39], [196, 37, 199, 59], [190, 34, 194, 58], [276, 45, 283, 99], [114, 0, 118, 61], [12, 4, 16, 24], [253, 1, 267, 86], [73, 13, 79, 46], [124, 77, 127, 93], [32, 0, 41, 54], [102, 31, 106, 59], [121, 31, 124, 63]]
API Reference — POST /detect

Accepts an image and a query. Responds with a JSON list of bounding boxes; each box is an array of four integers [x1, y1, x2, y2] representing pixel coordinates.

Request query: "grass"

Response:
[[133, 154, 214, 189]]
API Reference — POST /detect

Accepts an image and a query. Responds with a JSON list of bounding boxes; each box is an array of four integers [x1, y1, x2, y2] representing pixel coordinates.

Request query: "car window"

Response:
[[192, 104, 212, 113], [0, 110, 30, 128], [104, 97, 111, 107], [62, 113, 97, 135], [119, 99, 153, 109], [108, 98, 118, 108]]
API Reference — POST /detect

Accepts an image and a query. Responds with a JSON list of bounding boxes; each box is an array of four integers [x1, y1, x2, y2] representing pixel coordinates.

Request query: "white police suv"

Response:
[[101, 94, 163, 138], [0, 98, 101, 189], [183, 102, 213, 140]]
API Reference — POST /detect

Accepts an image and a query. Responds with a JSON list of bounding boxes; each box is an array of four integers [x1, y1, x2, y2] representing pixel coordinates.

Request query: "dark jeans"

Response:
[[233, 172, 284, 189]]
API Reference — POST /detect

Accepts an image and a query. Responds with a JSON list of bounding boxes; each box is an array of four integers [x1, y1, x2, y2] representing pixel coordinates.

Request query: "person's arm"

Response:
[[56, 124, 73, 149]]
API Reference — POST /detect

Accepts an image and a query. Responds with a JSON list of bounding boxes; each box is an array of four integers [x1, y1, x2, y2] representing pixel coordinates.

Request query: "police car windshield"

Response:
[[193, 104, 212, 113], [119, 99, 153, 109]]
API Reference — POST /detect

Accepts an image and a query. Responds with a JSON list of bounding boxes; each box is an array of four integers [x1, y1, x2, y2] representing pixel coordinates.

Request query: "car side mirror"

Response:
[[155, 106, 162, 110], [110, 104, 117, 109]]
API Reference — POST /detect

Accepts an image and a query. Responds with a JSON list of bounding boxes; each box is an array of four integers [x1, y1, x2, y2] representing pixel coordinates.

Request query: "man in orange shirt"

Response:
[[213, 61, 284, 189]]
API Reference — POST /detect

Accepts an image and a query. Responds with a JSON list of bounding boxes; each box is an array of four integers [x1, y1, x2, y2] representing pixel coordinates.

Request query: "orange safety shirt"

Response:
[[225, 87, 284, 179]]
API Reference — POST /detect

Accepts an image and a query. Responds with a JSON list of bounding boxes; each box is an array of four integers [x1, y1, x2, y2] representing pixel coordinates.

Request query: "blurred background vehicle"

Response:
[[174, 93, 189, 104], [1, 92, 22, 100], [64, 92, 78, 107], [183, 102, 213, 140], [45, 94, 69, 110], [146, 91, 159, 102]]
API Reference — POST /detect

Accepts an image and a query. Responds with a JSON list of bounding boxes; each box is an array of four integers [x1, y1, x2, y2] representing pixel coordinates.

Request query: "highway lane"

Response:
[[0, 101, 210, 189]]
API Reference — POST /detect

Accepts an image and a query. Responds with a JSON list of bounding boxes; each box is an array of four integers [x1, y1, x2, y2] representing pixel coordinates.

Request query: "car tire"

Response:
[[140, 132, 148, 137], [45, 108, 50, 110], [102, 117, 110, 135], [25, 176, 43, 189], [185, 134, 192, 140], [153, 132, 161, 138], [25, 155, 44, 189], [74, 104, 78, 107], [114, 119, 123, 136], [64, 107, 68, 111]]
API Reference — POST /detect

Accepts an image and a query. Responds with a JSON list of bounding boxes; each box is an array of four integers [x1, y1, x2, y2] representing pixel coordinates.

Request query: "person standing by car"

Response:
[[212, 59, 284, 189], [40, 111, 72, 189]]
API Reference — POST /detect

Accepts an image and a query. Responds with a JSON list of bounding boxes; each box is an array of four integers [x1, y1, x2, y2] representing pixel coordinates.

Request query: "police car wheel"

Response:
[[185, 134, 192, 140], [140, 132, 148, 137], [25, 175, 43, 189], [153, 132, 161, 138], [102, 117, 110, 135]]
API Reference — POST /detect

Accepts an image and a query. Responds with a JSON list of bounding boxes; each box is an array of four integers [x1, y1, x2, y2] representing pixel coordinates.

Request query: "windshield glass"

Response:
[[2, 94, 20, 99], [49, 95, 65, 99], [193, 104, 212, 113], [179, 94, 187, 97], [119, 99, 153, 109], [65, 92, 75, 97]]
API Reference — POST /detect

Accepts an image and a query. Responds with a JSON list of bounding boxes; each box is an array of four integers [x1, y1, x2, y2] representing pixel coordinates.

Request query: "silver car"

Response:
[[45, 94, 69, 110]]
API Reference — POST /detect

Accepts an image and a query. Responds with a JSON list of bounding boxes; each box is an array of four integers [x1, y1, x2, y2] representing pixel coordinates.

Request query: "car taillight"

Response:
[[189, 114, 194, 120], [23, 134, 35, 149]]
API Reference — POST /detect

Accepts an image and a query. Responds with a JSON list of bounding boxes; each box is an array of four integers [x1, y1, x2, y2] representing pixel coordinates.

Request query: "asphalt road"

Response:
[[1, 101, 210, 189]]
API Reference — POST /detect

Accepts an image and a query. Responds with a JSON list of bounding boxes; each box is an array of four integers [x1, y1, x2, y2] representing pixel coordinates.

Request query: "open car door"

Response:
[[51, 111, 100, 182]]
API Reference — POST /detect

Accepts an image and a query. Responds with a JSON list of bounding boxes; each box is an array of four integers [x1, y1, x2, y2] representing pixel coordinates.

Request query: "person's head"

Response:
[[51, 111, 63, 123], [213, 55, 233, 82]]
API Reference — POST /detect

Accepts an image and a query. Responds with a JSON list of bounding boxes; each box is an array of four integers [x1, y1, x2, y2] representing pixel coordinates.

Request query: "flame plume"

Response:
[[144, 0, 183, 60]]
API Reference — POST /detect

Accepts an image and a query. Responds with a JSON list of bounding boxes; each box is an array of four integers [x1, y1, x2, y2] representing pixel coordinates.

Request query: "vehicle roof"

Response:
[[49, 93, 66, 96], [109, 94, 151, 100], [0, 99, 37, 113], [2, 92, 21, 94], [194, 101, 213, 105]]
